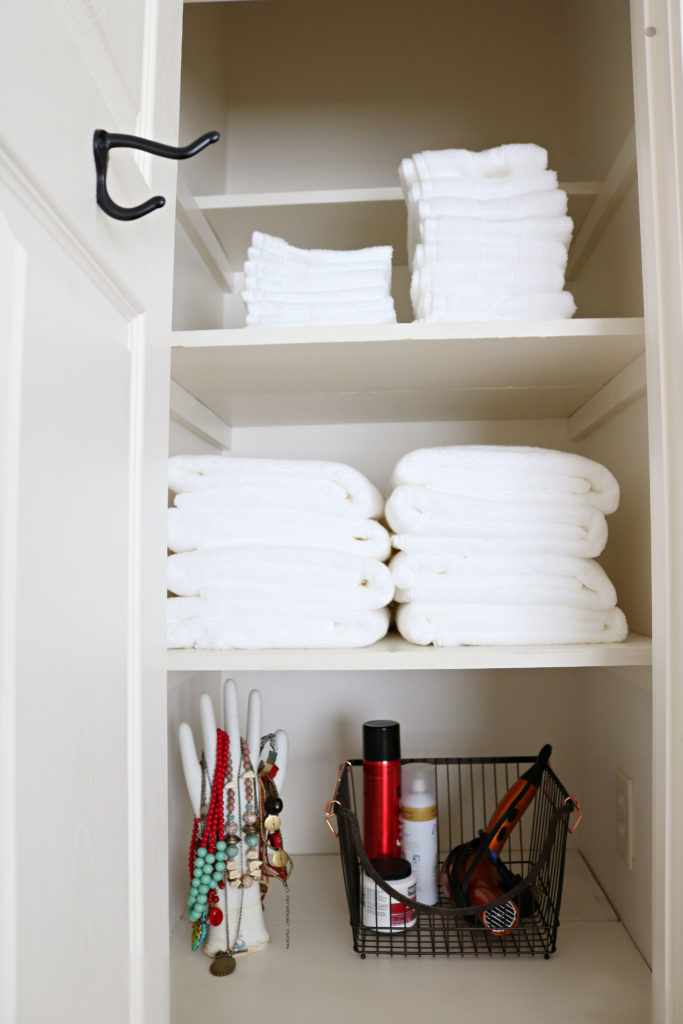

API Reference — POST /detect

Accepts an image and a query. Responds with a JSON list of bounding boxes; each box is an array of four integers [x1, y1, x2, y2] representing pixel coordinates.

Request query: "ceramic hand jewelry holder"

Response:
[[179, 677, 288, 962]]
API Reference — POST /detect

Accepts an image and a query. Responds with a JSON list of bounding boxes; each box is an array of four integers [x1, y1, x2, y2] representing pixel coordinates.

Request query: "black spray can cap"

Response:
[[363, 719, 401, 762]]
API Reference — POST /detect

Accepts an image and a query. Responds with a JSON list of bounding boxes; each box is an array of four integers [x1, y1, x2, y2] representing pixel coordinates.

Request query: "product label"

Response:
[[401, 804, 437, 822]]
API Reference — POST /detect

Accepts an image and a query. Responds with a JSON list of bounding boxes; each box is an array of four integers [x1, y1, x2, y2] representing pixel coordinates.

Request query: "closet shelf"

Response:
[[170, 317, 644, 432], [167, 631, 651, 673]]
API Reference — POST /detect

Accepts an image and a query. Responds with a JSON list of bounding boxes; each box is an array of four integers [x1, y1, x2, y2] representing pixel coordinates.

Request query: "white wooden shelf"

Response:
[[167, 631, 651, 673], [170, 317, 645, 432]]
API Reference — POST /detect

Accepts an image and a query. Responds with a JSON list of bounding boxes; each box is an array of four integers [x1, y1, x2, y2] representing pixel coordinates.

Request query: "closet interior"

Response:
[[166, 2, 652, 1020]]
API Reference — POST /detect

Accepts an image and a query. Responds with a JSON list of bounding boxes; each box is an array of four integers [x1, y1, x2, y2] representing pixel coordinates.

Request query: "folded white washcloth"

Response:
[[411, 263, 566, 302], [168, 455, 385, 520], [167, 506, 391, 560], [416, 290, 576, 321], [389, 550, 617, 610], [167, 599, 391, 649], [244, 263, 391, 292], [386, 487, 608, 558], [415, 190, 568, 222], [413, 240, 569, 271], [246, 302, 397, 326], [420, 215, 574, 247], [406, 170, 559, 203], [395, 601, 628, 646], [399, 144, 549, 189], [242, 285, 390, 305], [389, 446, 620, 513], [250, 231, 393, 267], [247, 248, 393, 285], [167, 546, 394, 610]]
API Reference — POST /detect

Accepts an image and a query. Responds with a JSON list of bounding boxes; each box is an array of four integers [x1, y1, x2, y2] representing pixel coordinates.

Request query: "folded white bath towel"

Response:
[[167, 546, 395, 610], [242, 285, 390, 305], [417, 290, 576, 321], [247, 248, 393, 285], [168, 598, 390, 649], [168, 455, 385, 520], [413, 240, 569, 272], [399, 144, 549, 189], [386, 487, 608, 557], [250, 231, 393, 267], [420, 215, 574, 248], [389, 550, 617, 610], [411, 263, 566, 301], [395, 601, 628, 646], [167, 506, 391, 560], [416, 190, 568, 222], [245, 302, 397, 326], [389, 446, 620, 513], [406, 170, 559, 203], [244, 262, 391, 292]]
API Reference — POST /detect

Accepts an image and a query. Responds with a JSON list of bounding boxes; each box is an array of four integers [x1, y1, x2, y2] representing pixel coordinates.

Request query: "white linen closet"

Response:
[[2, 1, 683, 1023]]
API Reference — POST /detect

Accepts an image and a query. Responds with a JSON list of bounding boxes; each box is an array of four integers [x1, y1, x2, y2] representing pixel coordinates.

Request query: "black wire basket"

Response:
[[325, 756, 581, 959]]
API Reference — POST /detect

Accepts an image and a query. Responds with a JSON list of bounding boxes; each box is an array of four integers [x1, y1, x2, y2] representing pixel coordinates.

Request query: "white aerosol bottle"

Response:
[[400, 763, 438, 905]]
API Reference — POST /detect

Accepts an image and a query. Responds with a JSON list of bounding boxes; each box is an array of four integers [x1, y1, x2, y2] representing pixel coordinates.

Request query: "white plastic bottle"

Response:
[[400, 763, 439, 905]]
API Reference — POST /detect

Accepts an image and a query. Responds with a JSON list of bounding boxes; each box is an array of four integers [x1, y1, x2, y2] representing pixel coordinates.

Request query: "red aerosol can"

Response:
[[363, 720, 401, 860]]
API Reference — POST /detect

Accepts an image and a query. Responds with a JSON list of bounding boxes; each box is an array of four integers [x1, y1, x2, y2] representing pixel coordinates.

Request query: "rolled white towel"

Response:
[[167, 546, 395, 610], [167, 506, 391, 561], [389, 550, 617, 610], [389, 446, 620, 514], [167, 598, 391, 649], [406, 170, 559, 202], [420, 215, 574, 247], [168, 455, 385, 520], [413, 240, 569, 271], [386, 487, 608, 558], [250, 231, 393, 267], [242, 285, 390, 305], [399, 144, 549, 188], [411, 263, 566, 301], [416, 290, 576, 321], [395, 601, 628, 646], [416, 189, 568, 221], [244, 262, 391, 292]]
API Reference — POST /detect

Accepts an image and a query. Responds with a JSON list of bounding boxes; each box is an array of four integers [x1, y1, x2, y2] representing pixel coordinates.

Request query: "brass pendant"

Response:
[[210, 953, 236, 977], [272, 849, 289, 868]]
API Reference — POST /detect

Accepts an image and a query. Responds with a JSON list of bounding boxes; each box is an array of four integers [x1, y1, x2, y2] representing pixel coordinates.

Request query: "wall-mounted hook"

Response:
[[93, 129, 220, 221]]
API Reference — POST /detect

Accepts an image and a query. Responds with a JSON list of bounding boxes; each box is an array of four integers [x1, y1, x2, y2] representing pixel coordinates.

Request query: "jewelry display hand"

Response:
[[179, 678, 288, 961]]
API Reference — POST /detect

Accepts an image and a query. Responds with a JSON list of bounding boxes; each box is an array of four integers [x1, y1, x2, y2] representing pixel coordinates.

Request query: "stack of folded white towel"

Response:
[[241, 231, 397, 327], [398, 144, 576, 322], [167, 454, 393, 649], [385, 445, 627, 646]]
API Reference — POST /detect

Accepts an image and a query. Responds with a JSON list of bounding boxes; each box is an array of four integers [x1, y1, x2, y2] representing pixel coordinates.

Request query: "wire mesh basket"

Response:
[[325, 756, 581, 959]]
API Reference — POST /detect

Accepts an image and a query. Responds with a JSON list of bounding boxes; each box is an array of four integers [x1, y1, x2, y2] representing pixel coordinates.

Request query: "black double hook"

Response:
[[93, 129, 220, 221]]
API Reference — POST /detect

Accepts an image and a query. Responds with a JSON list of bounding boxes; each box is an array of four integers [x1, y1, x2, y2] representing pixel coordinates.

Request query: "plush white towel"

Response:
[[395, 601, 628, 646], [386, 487, 608, 558], [167, 546, 395, 610], [168, 455, 385, 520], [389, 550, 617, 610], [242, 285, 390, 305], [250, 231, 393, 267], [245, 302, 397, 326], [411, 263, 566, 301], [389, 446, 620, 514], [167, 599, 391, 649], [420, 216, 574, 247], [413, 240, 569, 272], [406, 171, 559, 203], [247, 248, 393, 285], [167, 507, 392, 560], [244, 263, 391, 292], [399, 144, 549, 188], [416, 290, 576, 321], [416, 190, 568, 222]]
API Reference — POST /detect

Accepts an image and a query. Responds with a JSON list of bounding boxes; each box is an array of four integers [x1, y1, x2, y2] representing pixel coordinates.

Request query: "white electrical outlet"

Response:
[[615, 769, 634, 869]]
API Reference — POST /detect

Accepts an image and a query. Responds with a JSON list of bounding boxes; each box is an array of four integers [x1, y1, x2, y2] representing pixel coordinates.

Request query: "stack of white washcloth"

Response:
[[398, 144, 576, 322], [167, 455, 393, 649], [241, 231, 397, 327], [385, 446, 627, 646]]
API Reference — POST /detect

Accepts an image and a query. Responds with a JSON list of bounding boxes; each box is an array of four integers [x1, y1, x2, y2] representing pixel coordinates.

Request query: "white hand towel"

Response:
[[167, 546, 395, 610], [420, 215, 574, 247], [389, 446, 620, 513], [399, 144, 549, 188], [242, 285, 390, 305], [246, 302, 397, 326], [416, 189, 568, 221], [244, 263, 391, 292], [168, 455, 385, 520], [167, 506, 391, 560], [385, 487, 608, 558], [250, 231, 393, 267], [406, 170, 559, 203], [395, 601, 628, 646], [247, 248, 393, 284], [389, 550, 617, 610], [168, 598, 390, 649], [413, 240, 569, 272], [411, 262, 566, 300], [416, 290, 576, 321]]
